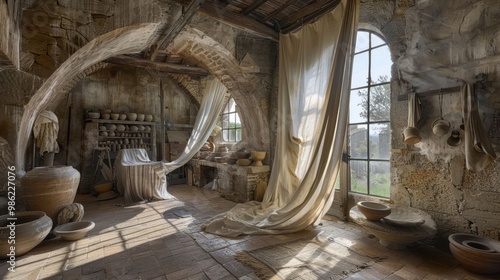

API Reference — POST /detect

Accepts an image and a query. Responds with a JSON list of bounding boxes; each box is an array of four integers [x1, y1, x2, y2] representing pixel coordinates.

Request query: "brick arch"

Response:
[[16, 23, 161, 173], [168, 26, 270, 151]]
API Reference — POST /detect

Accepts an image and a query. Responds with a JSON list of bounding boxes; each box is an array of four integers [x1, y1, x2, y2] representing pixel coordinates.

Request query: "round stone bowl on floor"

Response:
[[54, 221, 95, 241], [448, 233, 500, 274], [0, 211, 52, 258], [350, 206, 437, 250], [357, 201, 391, 221]]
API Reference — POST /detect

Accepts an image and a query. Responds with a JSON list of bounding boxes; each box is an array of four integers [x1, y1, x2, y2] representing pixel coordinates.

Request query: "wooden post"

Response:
[[160, 80, 166, 161]]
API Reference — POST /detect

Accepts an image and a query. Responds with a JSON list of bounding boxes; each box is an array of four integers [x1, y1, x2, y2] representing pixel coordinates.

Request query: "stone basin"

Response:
[[350, 206, 437, 250]]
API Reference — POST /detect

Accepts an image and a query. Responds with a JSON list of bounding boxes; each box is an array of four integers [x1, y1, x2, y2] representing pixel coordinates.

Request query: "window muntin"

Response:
[[348, 30, 391, 197], [221, 97, 242, 142]]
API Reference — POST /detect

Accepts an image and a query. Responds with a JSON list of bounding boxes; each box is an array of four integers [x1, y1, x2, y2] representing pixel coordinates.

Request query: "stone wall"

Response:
[[0, 0, 20, 69], [361, 0, 500, 243]]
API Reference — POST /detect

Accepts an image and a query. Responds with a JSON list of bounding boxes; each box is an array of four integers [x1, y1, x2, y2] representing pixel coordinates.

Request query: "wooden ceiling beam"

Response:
[[150, 0, 206, 61], [105, 55, 209, 76], [263, 0, 295, 22], [170, 0, 279, 41], [241, 0, 267, 15], [280, 0, 340, 33]]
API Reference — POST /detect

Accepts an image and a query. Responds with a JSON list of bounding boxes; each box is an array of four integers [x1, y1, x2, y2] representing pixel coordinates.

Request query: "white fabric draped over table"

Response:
[[114, 148, 174, 204], [461, 83, 497, 172], [114, 78, 227, 204], [202, 0, 359, 236]]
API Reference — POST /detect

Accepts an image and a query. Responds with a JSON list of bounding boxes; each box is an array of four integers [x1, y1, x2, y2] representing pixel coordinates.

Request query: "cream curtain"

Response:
[[202, 0, 359, 236], [163, 78, 227, 173], [461, 83, 497, 171], [33, 110, 60, 155]]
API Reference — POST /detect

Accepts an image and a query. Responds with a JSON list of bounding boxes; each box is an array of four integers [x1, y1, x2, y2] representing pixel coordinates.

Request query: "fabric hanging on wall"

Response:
[[201, 0, 359, 237], [163, 78, 227, 173], [461, 83, 497, 172], [407, 91, 421, 128], [33, 110, 60, 155]]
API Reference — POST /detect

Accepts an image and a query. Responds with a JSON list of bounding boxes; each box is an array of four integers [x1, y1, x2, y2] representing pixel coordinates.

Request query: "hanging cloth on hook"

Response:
[[461, 83, 496, 171]]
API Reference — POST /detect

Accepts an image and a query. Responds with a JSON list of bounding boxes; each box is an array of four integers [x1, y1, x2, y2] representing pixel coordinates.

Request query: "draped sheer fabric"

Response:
[[163, 78, 227, 172], [461, 83, 497, 171], [201, 0, 359, 237], [114, 78, 227, 204]]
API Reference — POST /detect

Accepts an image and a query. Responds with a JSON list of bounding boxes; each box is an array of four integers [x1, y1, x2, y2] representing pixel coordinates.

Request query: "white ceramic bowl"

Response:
[[54, 221, 95, 241]]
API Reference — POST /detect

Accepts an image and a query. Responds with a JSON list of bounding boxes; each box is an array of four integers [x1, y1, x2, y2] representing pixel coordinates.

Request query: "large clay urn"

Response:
[[21, 166, 80, 226], [0, 211, 52, 258]]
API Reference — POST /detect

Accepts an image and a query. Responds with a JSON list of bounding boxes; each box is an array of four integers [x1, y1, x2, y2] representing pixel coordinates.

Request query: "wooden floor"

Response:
[[2, 184, 498, 280]]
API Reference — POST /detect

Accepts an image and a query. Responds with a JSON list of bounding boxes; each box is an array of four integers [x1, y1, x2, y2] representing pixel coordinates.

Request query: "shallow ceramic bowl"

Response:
[[87, 112, 100, 119], [357, 201, 391, 221], [237, 159, 253, 166], [93, 181, 113, 193], [54, 221, 95, 241], [235, 152, 250, 159], [449, 233, 500, 274]]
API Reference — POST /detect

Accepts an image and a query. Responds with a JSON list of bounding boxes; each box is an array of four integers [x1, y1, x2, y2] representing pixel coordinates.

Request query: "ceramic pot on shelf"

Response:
[[20, 166, 80, 227], [136, 114, 145, 122], [127, 113, 137, 121]]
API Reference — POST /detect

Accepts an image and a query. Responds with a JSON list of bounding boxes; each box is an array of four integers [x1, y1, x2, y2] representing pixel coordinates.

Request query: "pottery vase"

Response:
[[21, 166, 80, 226], [251, 151, 266, 166], [0, 211, 52, 258]]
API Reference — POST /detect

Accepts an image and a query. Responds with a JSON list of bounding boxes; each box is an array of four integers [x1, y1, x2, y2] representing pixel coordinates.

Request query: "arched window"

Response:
[[348, 30, 391, 197], [221, 97, 242, 142]]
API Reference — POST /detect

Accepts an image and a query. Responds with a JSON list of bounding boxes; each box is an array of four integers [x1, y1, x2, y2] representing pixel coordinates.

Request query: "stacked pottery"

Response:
[[20, 166, 80, 227], [0, 211, 52, 257]]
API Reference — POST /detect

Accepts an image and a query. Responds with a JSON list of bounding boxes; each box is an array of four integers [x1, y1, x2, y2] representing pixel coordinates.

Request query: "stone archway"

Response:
[[168, 25, 271, 152], [15, 23, 161, 173]]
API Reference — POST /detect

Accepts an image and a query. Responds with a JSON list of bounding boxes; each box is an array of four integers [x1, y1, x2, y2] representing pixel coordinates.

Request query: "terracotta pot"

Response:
[[21, 166, 80, 226], [0, 211, 52, 258]]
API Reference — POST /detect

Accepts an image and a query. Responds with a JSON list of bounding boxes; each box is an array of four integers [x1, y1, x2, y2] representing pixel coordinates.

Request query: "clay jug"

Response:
[[21, 165, 80, 226]]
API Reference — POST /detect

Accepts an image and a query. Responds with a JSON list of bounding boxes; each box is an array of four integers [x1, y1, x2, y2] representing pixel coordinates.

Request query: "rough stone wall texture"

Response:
[[0, 0, 20, 69], [362, 0, 500, 243], [20, 0, 167, 78]]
